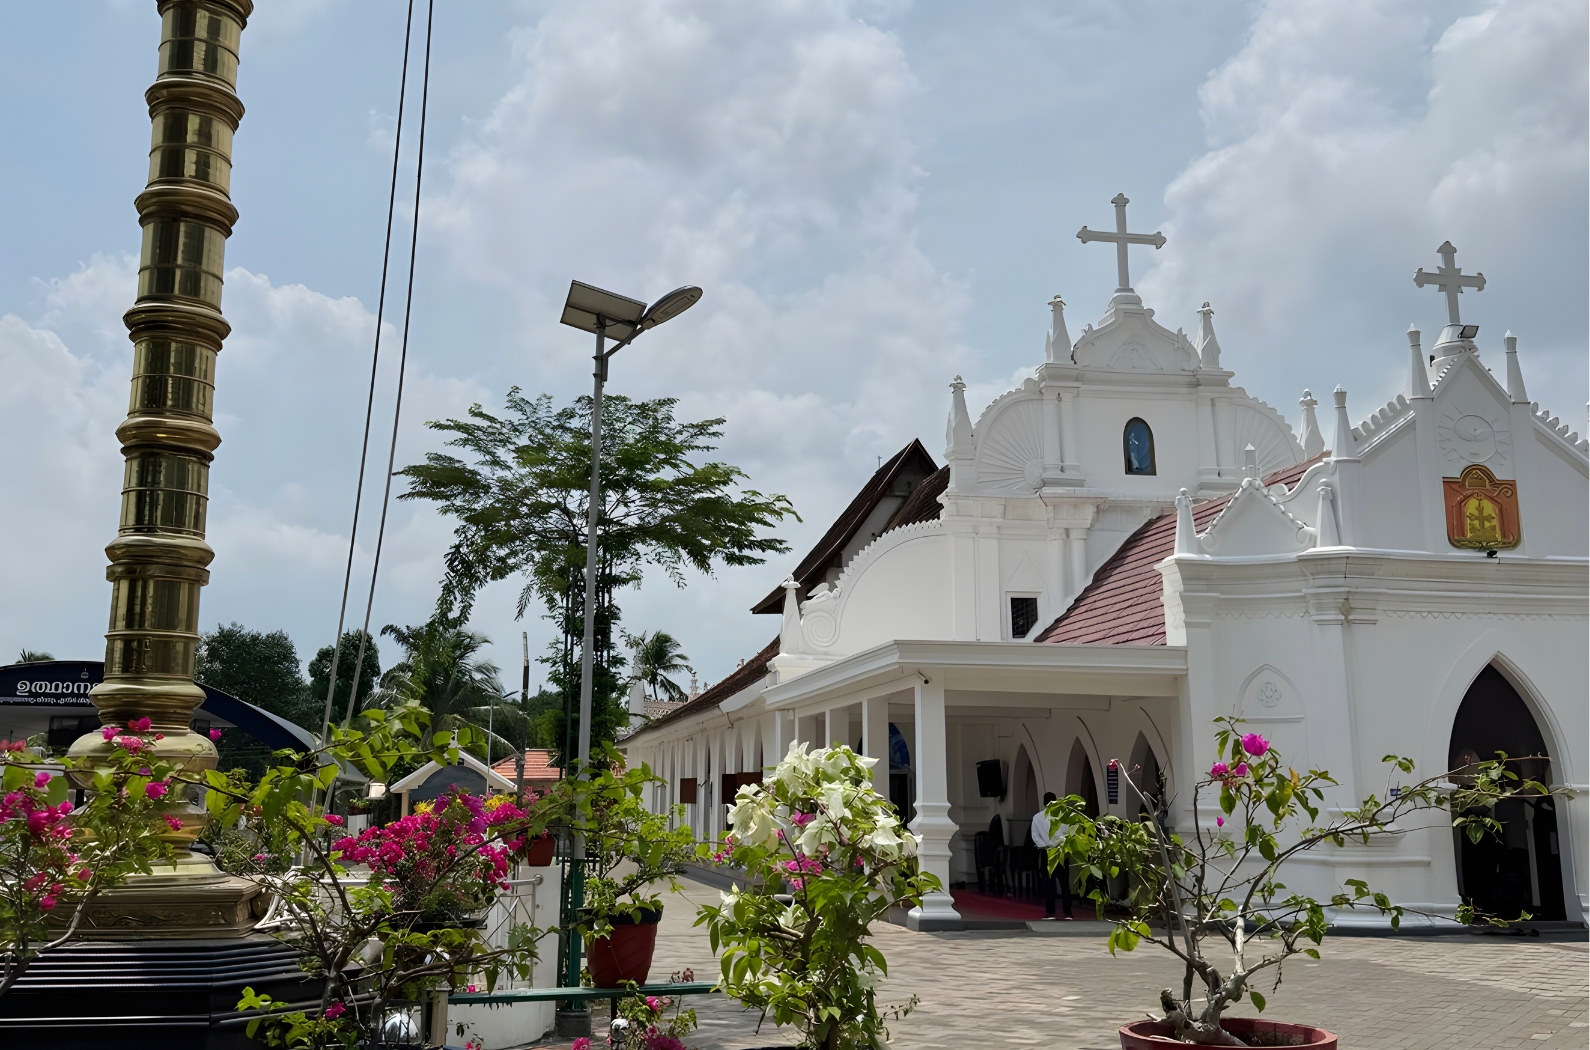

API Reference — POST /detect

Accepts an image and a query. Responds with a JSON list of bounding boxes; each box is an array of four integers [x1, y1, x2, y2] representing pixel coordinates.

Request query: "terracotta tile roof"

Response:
[[751, 440, 938, 614], [1033, 456, 1326, 646], [628, 635, 781, 736], [490, 749, 560, 783]]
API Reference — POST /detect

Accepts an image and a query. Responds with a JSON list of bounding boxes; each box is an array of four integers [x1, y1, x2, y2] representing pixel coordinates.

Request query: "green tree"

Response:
[[195, 623, 311, 726], [624, 630, 693, 703], [15, 651, 53, 663], [306, 630, 381, 729], [398, 389, 796, 762], [373, 618, 503, 759]]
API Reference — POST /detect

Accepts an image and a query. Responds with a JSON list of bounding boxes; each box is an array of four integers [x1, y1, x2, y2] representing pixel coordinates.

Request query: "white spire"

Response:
[[1194, 301, 1222, 369], [1315, 480, 1340, 547], [779, 576, 803, 654], [1242, 443, 1259, 481], [1504, 331, 1528, 404], [1298, 390, 1325, 459], [1407, 325, 1432, 399], [1046, 294, 1072, 363], [1330, 386, 1357, 460], [1173, 489, 1199, 555], [945, 376, 975, 492]]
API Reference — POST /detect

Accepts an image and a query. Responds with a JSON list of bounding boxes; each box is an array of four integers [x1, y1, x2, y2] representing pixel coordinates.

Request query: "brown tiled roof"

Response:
[[490, 749, 559, 783], [1033, 456, 1326, 646], [880, 465, 948, 531], [751, 440, 938, 613], [628, 635, 780, 736]]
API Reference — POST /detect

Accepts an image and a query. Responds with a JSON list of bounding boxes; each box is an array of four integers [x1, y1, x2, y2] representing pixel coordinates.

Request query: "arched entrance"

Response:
[[1066, 739, 1100, 818], [1449, 665, 1566, 921], [1129, 732, 1166, 819]]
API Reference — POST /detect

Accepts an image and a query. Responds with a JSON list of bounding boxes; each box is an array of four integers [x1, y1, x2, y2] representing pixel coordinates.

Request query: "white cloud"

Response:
[[1138, 0, 1587, 428], [425, 0, 978, 678], [0, 255, 488, 671]]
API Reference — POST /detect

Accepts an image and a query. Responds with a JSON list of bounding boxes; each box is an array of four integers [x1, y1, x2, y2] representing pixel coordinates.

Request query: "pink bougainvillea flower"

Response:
[[164, 815, 184, 831], [467, 984, 478, 993], [789, 812, 814, 826], [128, 717, 152, 732], [1233, 763, 1249, 777], [572, 1037, 592, 1050], [1216, 816, 1225, 827], [251, 853, 267, 865], [100, 725, 118, 741], [144, 781, 170, 800], [1241, 733, 1270, 757], [39, 896, 58, 911], [209, 728, 223, 741], [324, 814, 344, 826], [645, 996, 662, 1011], [75, 867, 91, 882], [323, 1002, 345, 1020], [33, 771, 51, 789], [1209, 762, 1229, 778]]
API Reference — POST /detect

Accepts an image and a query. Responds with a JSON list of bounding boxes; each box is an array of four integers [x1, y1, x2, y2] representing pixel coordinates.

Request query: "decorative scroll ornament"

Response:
[[1442, 464, 1521, 551]]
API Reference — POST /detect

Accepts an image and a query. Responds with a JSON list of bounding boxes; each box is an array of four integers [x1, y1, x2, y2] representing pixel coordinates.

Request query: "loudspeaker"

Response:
[[975, 759, 1006, 799]]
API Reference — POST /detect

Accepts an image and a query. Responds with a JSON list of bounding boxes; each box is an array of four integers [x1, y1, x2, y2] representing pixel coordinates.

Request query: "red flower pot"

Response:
[[587, 908, 663, 988], [1119, 1017, 1337, 1049], [524, 836, 555, 867]]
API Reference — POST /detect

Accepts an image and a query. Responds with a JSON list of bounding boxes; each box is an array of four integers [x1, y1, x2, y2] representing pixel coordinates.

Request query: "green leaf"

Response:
[[1249, 990, 1267, 1013]]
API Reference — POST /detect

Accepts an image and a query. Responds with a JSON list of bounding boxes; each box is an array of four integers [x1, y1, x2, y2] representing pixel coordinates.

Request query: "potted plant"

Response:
[[1041, 717, 1562, 1048], [541, 749, 698, 987], [697, 743, 938, 1050]]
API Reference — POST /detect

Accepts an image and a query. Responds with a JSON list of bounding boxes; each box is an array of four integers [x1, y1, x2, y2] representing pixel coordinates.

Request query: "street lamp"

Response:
[[556, 280, 700, 996], [559, 280, 703, 774]]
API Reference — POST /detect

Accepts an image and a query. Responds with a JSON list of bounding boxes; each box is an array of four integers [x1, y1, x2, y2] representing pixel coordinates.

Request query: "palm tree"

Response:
[[623, 630, 693, 704], [375, 620, 505, 750]]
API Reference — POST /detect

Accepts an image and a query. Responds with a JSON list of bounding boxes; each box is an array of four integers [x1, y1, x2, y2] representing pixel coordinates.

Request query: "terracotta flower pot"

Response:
[[1119, 1017, 1337, 1049], [587, 907, 663, 988], [524, 835, 555, 867]]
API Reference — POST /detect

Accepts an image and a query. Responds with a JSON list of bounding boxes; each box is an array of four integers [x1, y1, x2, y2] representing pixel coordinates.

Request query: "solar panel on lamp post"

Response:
[[556, 280, 701, 993]]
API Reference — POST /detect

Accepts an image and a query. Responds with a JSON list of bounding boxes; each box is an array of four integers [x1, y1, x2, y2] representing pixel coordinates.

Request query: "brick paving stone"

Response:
[[511, 876, 1588, 1050]]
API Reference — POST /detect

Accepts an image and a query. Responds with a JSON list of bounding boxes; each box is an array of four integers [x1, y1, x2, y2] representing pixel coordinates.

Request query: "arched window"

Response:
[[1123, 417, 1156, 475]]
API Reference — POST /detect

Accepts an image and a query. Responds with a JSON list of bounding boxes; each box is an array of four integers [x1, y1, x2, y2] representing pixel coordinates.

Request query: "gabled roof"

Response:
[[751, 440, 938, 613], [628, 635, 781, 736], [1033, 455, 1325, 646], [880, 465, 948, 532], [490, 749, 560, 783]]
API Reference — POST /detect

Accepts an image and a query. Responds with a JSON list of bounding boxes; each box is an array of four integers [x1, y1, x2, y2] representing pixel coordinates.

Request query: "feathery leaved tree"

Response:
[[373, 619, 504, 760], [397, 390, 796, 762], [624, 630, 693, 704]]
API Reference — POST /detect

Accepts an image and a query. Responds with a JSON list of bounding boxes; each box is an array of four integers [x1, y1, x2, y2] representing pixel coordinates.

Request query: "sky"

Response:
[[1, 0, 1584, 695]]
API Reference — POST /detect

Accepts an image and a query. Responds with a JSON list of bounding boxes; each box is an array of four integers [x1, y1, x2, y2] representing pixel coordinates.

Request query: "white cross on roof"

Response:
[[1414, 241, 1485, 325], [1076, 193, 1166, 294]]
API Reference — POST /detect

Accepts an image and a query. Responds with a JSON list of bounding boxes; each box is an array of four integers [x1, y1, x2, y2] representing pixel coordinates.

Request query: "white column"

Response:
[[908, 677, 962, 931], [862, 696, 890, 800], [1058, 388, 1081, 475]]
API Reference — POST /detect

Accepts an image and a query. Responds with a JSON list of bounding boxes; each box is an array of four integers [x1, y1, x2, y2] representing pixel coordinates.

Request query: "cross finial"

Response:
[[1413, 240, 1485, 326], [1076, 193, 1166, 297]]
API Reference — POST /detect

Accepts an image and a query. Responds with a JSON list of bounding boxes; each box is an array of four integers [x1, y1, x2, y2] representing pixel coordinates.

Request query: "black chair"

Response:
[[973, 831, 1002, 895]]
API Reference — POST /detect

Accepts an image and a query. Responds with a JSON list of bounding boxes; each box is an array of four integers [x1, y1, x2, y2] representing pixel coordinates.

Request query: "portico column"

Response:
[[862, 696, 890, 800], [908, 676, 961, 931]]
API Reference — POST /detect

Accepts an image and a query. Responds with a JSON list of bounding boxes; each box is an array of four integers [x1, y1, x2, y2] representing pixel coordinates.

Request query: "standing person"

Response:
[[1031, 791, 1073, 920]]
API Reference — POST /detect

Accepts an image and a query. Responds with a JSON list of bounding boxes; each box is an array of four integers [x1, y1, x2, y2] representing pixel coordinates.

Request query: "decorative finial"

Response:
[[1330, 386, 1357, 460], [1047, 295, 1072, 363], [1504, 331, 1528, 404], [1407, 325, 1432, 399], [1298, 390, 1324, 459], [1194, 301, 1222, 370], [1315, 480, 1341, 547], [1242, 443, 1259, 481]]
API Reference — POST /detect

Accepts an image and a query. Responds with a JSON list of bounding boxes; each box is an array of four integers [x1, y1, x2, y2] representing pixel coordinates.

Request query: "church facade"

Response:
[[620, 199, 1588, 931]]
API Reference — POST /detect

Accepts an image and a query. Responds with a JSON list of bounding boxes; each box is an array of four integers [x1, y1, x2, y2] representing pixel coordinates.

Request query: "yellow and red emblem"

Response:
[[1442, 464, 1521, 550]]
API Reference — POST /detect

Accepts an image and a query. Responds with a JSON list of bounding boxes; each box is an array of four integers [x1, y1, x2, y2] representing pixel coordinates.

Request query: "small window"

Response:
[[1010, 595, 1039, 639], [677, 777, 698, 804], [1124, 418, 1156, 475]]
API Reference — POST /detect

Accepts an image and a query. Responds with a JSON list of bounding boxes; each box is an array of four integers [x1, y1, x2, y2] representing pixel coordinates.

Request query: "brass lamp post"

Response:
[[64, 0, 260, 935]]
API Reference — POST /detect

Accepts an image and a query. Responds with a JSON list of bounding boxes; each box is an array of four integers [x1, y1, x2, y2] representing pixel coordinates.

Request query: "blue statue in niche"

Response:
[[1124, 417, 1155, 475]]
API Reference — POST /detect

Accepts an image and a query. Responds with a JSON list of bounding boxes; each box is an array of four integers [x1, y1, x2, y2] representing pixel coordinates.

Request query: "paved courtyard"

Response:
[[534, 876, 1587, 1050]]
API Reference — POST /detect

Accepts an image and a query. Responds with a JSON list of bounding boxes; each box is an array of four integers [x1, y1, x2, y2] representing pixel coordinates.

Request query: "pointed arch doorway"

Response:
[[1448, 665, 1567, 921]]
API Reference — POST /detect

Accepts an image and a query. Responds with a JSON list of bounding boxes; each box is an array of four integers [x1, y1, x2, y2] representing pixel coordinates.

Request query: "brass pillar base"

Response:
[[68, 853, 265, 939]]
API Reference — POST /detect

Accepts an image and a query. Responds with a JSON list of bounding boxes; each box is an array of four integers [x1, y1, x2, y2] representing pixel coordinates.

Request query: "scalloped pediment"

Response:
[[1071, 301, 1198, 372], [1198, 479, 1314, 557]]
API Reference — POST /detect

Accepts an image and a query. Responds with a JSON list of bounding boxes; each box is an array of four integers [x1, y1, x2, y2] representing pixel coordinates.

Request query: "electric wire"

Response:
[[316, 0, 418, 748], [341, 0, 436, 729]]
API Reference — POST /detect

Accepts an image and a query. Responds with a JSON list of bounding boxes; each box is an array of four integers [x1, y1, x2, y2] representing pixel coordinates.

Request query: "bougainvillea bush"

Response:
[[0, 722, 178, 996], [607, 989, 699, 1050], [1040, 717, 1561, 1046], [697, 743, 937, 1050], [201, 706, 550, 1049]]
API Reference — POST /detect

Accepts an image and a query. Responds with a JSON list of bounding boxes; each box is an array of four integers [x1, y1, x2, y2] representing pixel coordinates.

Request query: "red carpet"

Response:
[[950, 889, 1096, 922]]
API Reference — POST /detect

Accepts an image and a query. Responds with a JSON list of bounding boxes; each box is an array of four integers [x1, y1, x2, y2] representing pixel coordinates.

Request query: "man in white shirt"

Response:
[[1031, 791, 1073, 920]]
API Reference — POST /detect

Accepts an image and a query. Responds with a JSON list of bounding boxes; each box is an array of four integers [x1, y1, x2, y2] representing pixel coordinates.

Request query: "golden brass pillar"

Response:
[[65, 0, 261, 936]]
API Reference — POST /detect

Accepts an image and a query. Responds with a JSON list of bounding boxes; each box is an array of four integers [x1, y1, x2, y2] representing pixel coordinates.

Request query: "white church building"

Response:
[[621, 196, 1589, 931]]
